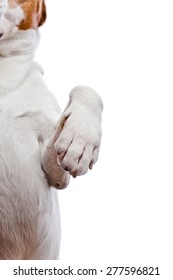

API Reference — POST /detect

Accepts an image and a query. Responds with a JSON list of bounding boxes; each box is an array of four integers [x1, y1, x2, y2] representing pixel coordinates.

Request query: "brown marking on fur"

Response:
[[17, 0, 46, 30], [38, 0, 46, 27]]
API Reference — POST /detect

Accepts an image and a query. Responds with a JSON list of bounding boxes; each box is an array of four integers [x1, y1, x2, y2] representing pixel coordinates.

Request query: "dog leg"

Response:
[[41, 120, 70, 189], [54, 86, 103, 178]]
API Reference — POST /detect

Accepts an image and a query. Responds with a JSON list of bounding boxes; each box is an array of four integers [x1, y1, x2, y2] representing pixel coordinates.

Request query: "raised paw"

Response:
[[54, 86, 103, 178]]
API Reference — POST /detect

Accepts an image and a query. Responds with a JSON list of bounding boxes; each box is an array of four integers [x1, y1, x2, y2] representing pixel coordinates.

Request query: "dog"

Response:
[[0, 0, 103, 259]]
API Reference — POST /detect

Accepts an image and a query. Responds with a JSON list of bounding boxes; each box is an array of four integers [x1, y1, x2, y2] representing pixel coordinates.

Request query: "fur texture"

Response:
[[0, 0, 103, 259]]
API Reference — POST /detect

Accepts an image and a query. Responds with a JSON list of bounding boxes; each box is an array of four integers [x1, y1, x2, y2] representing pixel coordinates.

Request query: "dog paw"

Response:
[[54, 86, 103, 178], [42, 132, 70, 189]]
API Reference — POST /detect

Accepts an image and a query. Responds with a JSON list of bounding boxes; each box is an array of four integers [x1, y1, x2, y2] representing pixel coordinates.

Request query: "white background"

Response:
[[36, 0, 172, 275]]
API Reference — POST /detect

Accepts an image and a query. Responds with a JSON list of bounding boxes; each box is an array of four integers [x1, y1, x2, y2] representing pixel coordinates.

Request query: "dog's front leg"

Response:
[[54, 86, 103, 178], [41, 122, 70, 189]]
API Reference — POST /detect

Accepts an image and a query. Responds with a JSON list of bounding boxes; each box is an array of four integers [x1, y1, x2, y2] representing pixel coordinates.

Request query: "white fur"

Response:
[[0, 1, 24, 39], [0, 11, 103, 260], [0, 0, 7, 16]]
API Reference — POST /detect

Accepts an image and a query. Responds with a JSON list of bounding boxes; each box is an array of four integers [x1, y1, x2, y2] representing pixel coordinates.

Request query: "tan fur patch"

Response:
[[16, 0, 46, 30]]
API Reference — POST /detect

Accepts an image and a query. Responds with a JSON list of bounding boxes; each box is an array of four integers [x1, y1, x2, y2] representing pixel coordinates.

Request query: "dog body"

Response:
[[0, 29, 62, 259], [0, 0, 103, 259]]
